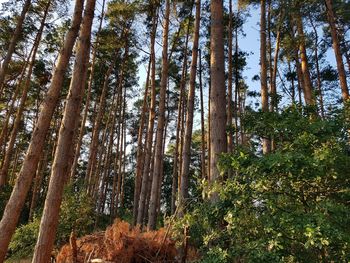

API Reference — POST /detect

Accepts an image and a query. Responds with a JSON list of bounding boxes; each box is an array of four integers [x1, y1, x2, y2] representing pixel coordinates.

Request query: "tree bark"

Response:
[[179, 0, 200, 214], [295, 11, 315, 106], [260, 0, 271, 154], [132, 56, 151, 225], [199, 49, 206, 180], [227, 0, 233, 152], [147, 0, 170, 231], [170, 21, 191, 216], [70, 0, 106, 180], [209, 0, 227, 201], [325, 0, 349, 102], [31, 0, 95, 261], [137, 8, 158, 227], [0, 0, 84, 259]]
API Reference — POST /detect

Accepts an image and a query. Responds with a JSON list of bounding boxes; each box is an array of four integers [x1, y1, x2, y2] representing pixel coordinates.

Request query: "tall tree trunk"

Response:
[[147, 0, 170, 231], [209, 0, 227, 201], [325, 0, 349, 102], [234, 8, 240, 147], [170, 21, 191, 216], [227, 0, 233, 152], [199, 49, 206, 180], [132, 57, 151, 225], [0, 0, 51, 186], [179, 0, 200, 213], [0, 0, 31, 96], [31, 0, 95, 261], [260, 0, 271, 154], [309, 18, 325, 118], [70, 0, 106, 180], [295, 11, 315, 106], [86, 63, 114, 194], [137, 8, 158, 227], [0, 1, 84, 254]]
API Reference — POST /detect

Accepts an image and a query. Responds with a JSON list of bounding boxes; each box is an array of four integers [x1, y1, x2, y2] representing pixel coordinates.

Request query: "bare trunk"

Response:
[[0, 0, 31, 96], [260, 0, 270, 154], [170, 22, 191, 215], [325, 0, 349, 102], [179, 0, 200, 213], [199, 49, 206, 180], [0, 0, 84, 257], [227, 0, 233, 152], [209, 0, 227, 201], [132, 57, 151, 225], [147, 0, 170, 230], [295, 12, 315, 106], [32, 0, 95, 261], [309, 18, 325, 118], [86, 63, 114, 194], [70, 0, 106, 180], [137, 9, 158, 227]]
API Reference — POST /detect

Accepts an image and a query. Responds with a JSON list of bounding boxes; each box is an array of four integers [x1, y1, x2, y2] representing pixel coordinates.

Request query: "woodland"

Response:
[[0, 0, 349, 262]]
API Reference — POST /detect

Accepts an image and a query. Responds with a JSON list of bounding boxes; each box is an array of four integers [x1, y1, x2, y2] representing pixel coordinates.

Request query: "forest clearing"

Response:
[[0, 0, 349, 262]]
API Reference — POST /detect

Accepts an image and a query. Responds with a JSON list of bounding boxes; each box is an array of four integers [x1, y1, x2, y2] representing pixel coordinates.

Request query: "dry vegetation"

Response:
[[56, 220, 196, 263]]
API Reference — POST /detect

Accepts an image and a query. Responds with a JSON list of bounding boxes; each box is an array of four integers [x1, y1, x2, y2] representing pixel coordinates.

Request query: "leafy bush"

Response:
[[8, 185, 95, 260], [178, 107, 350, 262]]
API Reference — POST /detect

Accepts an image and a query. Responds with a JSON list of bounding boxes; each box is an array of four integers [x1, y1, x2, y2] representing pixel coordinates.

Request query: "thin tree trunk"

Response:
[[227, 0, 233, 152], [0, 1, 51, 186], [86, 63, 115, 194], [179, 0, 200, 214], [199, 49, 206, 180], [325, 0, 349, 102], [132, 56, 151, 225], [137, 9, 158, 227], [0, 8, 84, 256], [260, 0, 270, 154], [295, 11, 315, 106], [32, 0, 95, 261], [170, 21, 191, 216], [209, 0, 227, 201], [70, 0, 106, 180], [309, 18, 325, 118], [147, 0, 170, 231], [0, 0, 31, 96], [234, 8, 240, 147]]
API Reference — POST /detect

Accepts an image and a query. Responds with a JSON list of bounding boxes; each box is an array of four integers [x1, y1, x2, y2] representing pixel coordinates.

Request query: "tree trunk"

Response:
[[86, 63, 114, 194], [260, 0, 271, 154], [132, 57, 151, 225], [199, 49, 206, 180], [227, 0, 233, 152], [147, 0, 170, 231], [179, 0, 200, 213], [325, 0, 349, 102], [137, 9, 158, 227], [295, 11, 315, 106], [0, 2, 84, 255], [31, 0, 95, 261], [170, 21, 191, 215], [209, 0, 227, 201], [309, 18, 325, 118], [70, 0, 106, 180], [0, 0, 31, 97]]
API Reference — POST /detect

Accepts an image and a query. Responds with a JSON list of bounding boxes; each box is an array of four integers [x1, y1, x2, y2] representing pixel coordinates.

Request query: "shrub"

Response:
[[179, 107, 350, 262], [8, 185, 94, 260]]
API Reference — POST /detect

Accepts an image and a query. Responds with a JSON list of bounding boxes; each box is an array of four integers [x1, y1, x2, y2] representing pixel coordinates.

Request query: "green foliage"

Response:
[[8, 185, 94, 260], [178, 107, 350, 262]]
